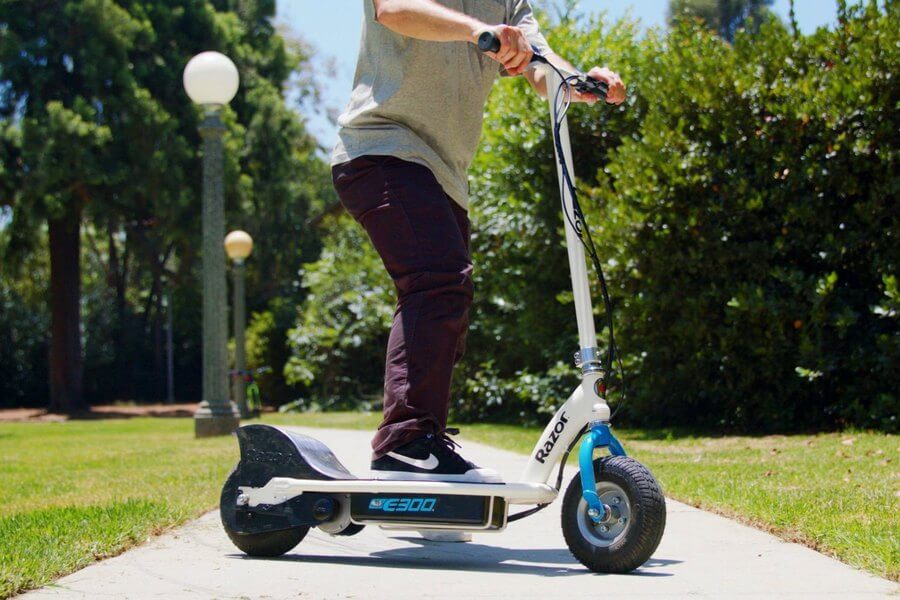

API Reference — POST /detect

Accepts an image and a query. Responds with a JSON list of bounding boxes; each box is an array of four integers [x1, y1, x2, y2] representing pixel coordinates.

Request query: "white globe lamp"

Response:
[[224, 230, 254, 262], [183, 51, 240, 107]]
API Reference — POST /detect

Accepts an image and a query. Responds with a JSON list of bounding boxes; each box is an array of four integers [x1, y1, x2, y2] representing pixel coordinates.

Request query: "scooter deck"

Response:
[[227, 425, 558, 534], [238, 476, 558, 507], [234, 424, 557, 507]]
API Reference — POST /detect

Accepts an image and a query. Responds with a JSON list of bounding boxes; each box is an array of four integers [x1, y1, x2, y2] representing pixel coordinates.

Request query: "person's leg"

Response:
[[332, 156, 472, 458], [443, 199, 471, 428]]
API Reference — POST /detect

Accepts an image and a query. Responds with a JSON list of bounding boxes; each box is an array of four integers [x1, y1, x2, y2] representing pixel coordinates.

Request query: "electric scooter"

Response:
[[219, 32, 666, 574]]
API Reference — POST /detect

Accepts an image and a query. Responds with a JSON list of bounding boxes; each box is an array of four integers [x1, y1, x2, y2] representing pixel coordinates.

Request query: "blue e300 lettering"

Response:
[[368, 497, 437, 512]]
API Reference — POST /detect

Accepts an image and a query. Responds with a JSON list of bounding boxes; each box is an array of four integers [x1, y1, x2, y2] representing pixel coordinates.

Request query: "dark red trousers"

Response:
[[332, 156, 473, 458]]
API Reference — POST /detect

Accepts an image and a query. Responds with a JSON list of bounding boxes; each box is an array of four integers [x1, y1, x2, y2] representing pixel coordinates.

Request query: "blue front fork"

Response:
[[578, 423, 626, 523]]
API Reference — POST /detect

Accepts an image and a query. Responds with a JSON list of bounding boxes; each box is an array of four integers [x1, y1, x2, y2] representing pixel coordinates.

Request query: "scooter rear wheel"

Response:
[[224, 526, 309, 557], [561, 456, 666, 573], [219, 465, 309, 557]]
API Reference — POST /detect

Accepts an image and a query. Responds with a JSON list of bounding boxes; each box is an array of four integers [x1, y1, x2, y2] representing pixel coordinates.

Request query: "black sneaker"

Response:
[[371, 429, 502, 483]]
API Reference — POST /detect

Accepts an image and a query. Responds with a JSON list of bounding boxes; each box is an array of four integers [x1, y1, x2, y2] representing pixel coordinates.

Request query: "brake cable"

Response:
[[539, 57, 629, 418]]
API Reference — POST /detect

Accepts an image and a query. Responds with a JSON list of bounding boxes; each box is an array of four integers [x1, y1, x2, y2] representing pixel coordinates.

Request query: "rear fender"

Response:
[[235, 424, 356, 487], [221, 425, 356, 534]]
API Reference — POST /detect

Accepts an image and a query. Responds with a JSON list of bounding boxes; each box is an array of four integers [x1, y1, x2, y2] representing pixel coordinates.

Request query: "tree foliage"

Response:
[[668, 0, 775, 41], [284, 213, 394, 410], [0, 0, 327, 408]]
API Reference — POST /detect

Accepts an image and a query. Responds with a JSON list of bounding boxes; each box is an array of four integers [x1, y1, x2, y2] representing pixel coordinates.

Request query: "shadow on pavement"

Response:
[[232, 537, 679, 578]]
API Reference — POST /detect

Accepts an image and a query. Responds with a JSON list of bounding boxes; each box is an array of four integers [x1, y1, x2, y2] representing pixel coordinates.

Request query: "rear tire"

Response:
[[224, 526, 308, 557], [561, 456, 666, 573], [219, 464, 309, 557]]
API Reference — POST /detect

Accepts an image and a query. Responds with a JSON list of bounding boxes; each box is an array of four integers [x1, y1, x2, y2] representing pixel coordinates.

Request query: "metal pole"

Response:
[[165, 290, 175, 405], [194, 107, 240, 437], [232, 259, 249, 418]]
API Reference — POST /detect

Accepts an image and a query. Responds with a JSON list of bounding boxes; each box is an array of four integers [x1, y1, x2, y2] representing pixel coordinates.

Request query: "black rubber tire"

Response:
[[561, 456, 666, 573], [334, 522, 366, 537], [219, 464, 309, 557], [224, 526, 309, 557]]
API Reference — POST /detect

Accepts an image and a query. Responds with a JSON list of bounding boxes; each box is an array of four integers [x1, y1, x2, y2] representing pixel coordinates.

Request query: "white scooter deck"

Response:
[[239, 477, 558, 507]]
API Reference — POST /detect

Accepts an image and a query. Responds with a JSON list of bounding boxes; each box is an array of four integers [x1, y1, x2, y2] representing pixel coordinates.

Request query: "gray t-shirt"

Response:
[[331, 0, 550, 210]]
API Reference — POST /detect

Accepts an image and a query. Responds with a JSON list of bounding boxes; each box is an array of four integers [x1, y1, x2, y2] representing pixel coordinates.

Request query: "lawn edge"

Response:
[[3, 505, 218, 600], [663, 496, 897, 582]]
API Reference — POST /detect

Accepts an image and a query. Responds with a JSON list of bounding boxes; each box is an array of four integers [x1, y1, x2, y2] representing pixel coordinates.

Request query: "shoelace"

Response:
[[439, 427, 461, 450], [427, 427, 464, 460]]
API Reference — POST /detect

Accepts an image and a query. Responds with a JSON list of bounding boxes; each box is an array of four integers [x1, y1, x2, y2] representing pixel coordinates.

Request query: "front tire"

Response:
[[561, 456, 666, 573]]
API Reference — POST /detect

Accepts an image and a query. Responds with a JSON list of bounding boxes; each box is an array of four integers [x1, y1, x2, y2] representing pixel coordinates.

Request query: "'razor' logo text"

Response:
[[534, 412, 569, 464]]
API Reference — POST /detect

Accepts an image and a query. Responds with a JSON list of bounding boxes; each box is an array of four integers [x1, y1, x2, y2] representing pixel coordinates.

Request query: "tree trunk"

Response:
[[48, 202, 85, 413], [107, 221, 131, 400]]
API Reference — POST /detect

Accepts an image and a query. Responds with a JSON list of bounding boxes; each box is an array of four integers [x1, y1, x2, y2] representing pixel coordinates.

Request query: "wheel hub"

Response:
[[577, 482, 632, 547]]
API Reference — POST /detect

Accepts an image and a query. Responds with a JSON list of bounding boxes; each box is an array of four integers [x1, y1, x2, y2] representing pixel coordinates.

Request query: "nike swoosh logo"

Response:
[[386, 451, 439, 471]]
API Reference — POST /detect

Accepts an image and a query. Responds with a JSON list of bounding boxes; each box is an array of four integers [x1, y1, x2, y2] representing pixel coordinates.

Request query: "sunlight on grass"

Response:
[[0, 419, 237, 598]]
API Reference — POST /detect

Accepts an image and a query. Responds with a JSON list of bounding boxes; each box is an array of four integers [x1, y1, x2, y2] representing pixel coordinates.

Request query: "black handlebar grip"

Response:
[[477, 31, 501, 53]]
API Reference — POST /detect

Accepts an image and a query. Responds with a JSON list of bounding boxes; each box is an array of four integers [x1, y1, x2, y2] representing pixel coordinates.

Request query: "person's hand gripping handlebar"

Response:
[[477, 30, 615, 104]]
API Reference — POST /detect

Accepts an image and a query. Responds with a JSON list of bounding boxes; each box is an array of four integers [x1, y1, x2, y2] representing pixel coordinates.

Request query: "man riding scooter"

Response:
[[331, 0, 626, 484]]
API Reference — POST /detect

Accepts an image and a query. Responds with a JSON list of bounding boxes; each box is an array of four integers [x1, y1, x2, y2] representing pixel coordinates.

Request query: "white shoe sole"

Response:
[[369, 467, 503, 484]]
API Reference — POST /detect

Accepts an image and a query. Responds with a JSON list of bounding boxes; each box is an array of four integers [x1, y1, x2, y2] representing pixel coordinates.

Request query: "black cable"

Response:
[[556, 424, 589, 491], [508, 424, 588, 524], [506, 62, 632, 530], [547, 67, 629, 416], [507, 503, 549, 522]]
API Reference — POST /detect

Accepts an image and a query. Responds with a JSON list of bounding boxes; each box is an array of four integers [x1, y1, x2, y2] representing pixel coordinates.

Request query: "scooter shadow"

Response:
[[235, 537, 679, 578]]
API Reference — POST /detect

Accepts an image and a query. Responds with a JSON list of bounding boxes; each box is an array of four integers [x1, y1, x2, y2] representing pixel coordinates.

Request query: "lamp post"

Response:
[[183, 51, 241, 437], [225, 230, 253, 418]]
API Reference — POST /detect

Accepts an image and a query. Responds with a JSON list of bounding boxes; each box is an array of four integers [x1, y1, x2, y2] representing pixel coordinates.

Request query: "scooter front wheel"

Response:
[[561, 456, 666, 573]]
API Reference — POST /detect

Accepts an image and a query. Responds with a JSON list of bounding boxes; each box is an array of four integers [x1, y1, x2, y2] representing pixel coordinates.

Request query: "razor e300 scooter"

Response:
[[219, 32, 666, 574]]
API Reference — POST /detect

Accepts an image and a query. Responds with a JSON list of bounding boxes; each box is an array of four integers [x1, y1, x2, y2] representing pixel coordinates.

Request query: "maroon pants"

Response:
[[332, 155, 473, 458]]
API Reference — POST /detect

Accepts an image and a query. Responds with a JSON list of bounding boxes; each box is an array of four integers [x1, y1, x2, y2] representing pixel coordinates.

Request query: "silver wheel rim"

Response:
[[576, 481, 632, 547]]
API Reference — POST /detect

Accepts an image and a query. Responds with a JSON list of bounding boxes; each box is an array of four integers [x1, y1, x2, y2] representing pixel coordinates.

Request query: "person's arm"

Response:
[[372, 0, 534, 75]]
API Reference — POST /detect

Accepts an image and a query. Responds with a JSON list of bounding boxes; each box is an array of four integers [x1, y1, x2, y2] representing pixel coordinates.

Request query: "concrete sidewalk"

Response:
[[23, 427, 897, 599]]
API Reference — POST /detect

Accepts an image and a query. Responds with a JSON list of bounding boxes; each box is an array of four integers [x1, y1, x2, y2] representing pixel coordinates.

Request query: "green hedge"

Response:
[[591, 3, 898, 430]]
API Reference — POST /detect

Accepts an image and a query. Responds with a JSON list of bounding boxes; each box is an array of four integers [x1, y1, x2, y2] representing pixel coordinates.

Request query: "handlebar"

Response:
[[477, 31, 502, 53], [478, 30, 546, 64], [476, 31, 609, 102]]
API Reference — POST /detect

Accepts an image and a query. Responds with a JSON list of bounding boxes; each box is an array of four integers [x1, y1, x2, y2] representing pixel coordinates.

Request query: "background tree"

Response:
[[0, 1, 144, 411], [0, 0, 326, 411], [668, 0, 775, 41]]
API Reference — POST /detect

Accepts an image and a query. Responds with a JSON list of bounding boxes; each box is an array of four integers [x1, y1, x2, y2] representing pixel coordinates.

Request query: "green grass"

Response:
[[0, 419, 237, 598], [1, 413, 896, 598]]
